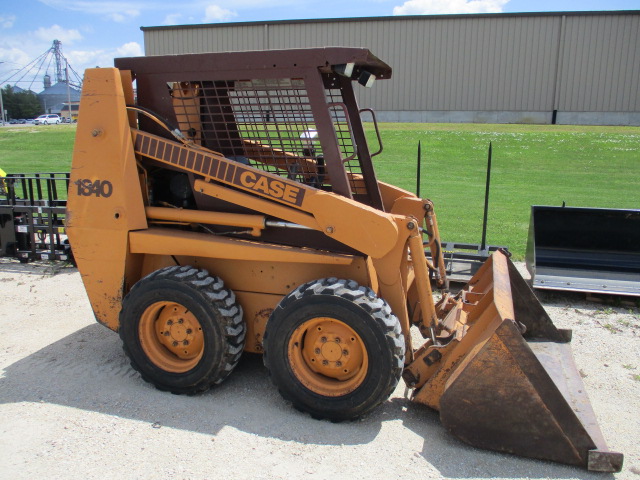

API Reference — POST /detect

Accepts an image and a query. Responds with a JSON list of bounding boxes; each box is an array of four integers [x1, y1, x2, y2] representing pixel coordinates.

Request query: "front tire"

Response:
[[264, 278, 405, 421], [119, 265, 245, 394]]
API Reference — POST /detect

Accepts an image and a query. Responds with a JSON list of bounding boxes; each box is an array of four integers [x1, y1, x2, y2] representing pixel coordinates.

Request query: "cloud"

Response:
[[0, 48, 31, 68], [0, 48, 34, 87], [66, 41, 142, 72], [0, 15, 16, 29], [204, 5, 237, 22], [116, 42, 143, 57], [393, 0, 509, 15], [163, 13, 184, 25], [34, 25, 83, 45], [107, 10, 141, 22], [38, 1, 302, 25], [38, 1, 140, 21]]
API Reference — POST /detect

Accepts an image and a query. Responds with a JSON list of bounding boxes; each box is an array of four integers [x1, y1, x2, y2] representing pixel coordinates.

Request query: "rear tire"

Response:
[[119, 265, 245, 394], [264, 278, 405, 421]]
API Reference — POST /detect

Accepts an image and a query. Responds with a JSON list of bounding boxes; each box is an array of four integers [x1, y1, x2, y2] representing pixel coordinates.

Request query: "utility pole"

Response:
[[0, 62, 5, 126], [0, 88, 4, 126], [65, 59, 71, 122]]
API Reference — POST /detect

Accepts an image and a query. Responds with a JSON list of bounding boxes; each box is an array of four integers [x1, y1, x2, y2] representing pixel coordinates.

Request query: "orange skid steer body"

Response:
[[66, 47, 622, 472]]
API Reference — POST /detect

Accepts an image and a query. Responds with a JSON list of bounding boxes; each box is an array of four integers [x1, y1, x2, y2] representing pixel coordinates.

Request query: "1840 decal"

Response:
[[75, 179, 113, 198]]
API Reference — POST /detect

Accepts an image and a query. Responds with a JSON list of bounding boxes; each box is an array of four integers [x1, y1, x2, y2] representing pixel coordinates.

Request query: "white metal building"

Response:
[[141, 11, 640, 125]]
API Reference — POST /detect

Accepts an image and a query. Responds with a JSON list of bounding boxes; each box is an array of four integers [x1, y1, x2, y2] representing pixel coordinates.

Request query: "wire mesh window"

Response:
[[167, 78, 367, 196], [325, 88, 366, 196], [169, 79, 323, 189]]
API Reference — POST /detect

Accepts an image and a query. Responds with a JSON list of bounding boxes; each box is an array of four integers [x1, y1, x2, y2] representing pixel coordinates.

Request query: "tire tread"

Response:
[[264, 278, 405, 421], [119, 265, 245, 394]]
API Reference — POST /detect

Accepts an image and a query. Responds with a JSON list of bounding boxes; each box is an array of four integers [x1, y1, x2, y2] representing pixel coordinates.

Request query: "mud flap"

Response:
[[409, 251, 623, 472]]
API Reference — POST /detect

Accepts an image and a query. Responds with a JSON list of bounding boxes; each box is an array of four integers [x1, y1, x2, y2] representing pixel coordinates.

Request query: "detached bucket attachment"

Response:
[[406, 251, 623, 472], [526, 205, 640, 296]]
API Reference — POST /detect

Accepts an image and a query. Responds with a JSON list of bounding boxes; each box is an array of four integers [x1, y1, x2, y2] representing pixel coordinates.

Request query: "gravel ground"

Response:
[[1, 258, 639, 480]]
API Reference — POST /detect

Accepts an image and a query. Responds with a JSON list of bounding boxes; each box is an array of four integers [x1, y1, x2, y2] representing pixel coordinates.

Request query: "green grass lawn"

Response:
[[0, 124, 76, 173], [2, 122, 638, 259], [368, 123, 640, 258]]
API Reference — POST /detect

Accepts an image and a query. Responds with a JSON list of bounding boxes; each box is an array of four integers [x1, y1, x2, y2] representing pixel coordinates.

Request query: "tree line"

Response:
[[2, 85, 42, 120]]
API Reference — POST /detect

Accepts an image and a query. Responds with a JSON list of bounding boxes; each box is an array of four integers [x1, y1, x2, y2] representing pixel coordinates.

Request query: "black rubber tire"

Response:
[[119, 265, 245, 394], [263, 278, 405, 421]]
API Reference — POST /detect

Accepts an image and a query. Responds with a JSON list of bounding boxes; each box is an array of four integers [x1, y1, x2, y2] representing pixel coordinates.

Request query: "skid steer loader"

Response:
[[66, 47, 622, 472]]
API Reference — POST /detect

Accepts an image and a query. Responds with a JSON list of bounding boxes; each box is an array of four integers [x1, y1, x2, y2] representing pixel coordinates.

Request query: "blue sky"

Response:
[[1, 0, 637, 90]]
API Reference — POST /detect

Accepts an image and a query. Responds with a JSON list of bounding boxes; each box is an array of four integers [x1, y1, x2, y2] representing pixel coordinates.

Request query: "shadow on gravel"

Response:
[[0, 322, 613, 480], [0, 259, 77, 277], [0, 324, 382, 447]]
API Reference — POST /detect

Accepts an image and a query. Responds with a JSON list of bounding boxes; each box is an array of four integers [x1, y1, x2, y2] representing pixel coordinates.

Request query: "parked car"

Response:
[[18, 119, 27, 124], [34, 114, 61, 125]]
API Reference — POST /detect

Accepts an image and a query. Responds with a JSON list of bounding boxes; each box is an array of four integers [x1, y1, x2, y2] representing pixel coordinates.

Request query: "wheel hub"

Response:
[[288, 317, 368, 396], [156, 306, 202, 358], [320, 341, 343, 362], [309, 333, 357, 374], [139, 301, 204, 373]]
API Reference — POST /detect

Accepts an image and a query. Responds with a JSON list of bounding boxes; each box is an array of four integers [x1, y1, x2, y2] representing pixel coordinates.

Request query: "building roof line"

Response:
[[141, 10, 640, 32]]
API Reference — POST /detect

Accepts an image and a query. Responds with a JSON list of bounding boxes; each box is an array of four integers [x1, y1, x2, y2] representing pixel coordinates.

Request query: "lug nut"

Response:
[[322, 360, 329, 366], [320, 337, 327, 343], [167, 320, 173, 326], [172, 341, 179, 347], [186, 329, 193, 335], [342, 349, 349, 356], [314, 348, 321, 354], [183, 340, 189, 346]]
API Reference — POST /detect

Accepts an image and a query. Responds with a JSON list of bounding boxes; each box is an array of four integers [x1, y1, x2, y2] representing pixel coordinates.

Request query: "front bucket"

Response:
[[409, 251, 623, 472]]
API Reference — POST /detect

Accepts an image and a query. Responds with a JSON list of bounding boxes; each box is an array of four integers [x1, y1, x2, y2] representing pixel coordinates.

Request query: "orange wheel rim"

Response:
[[288, 317, 368, 397], [139, 301, 204, 373]]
